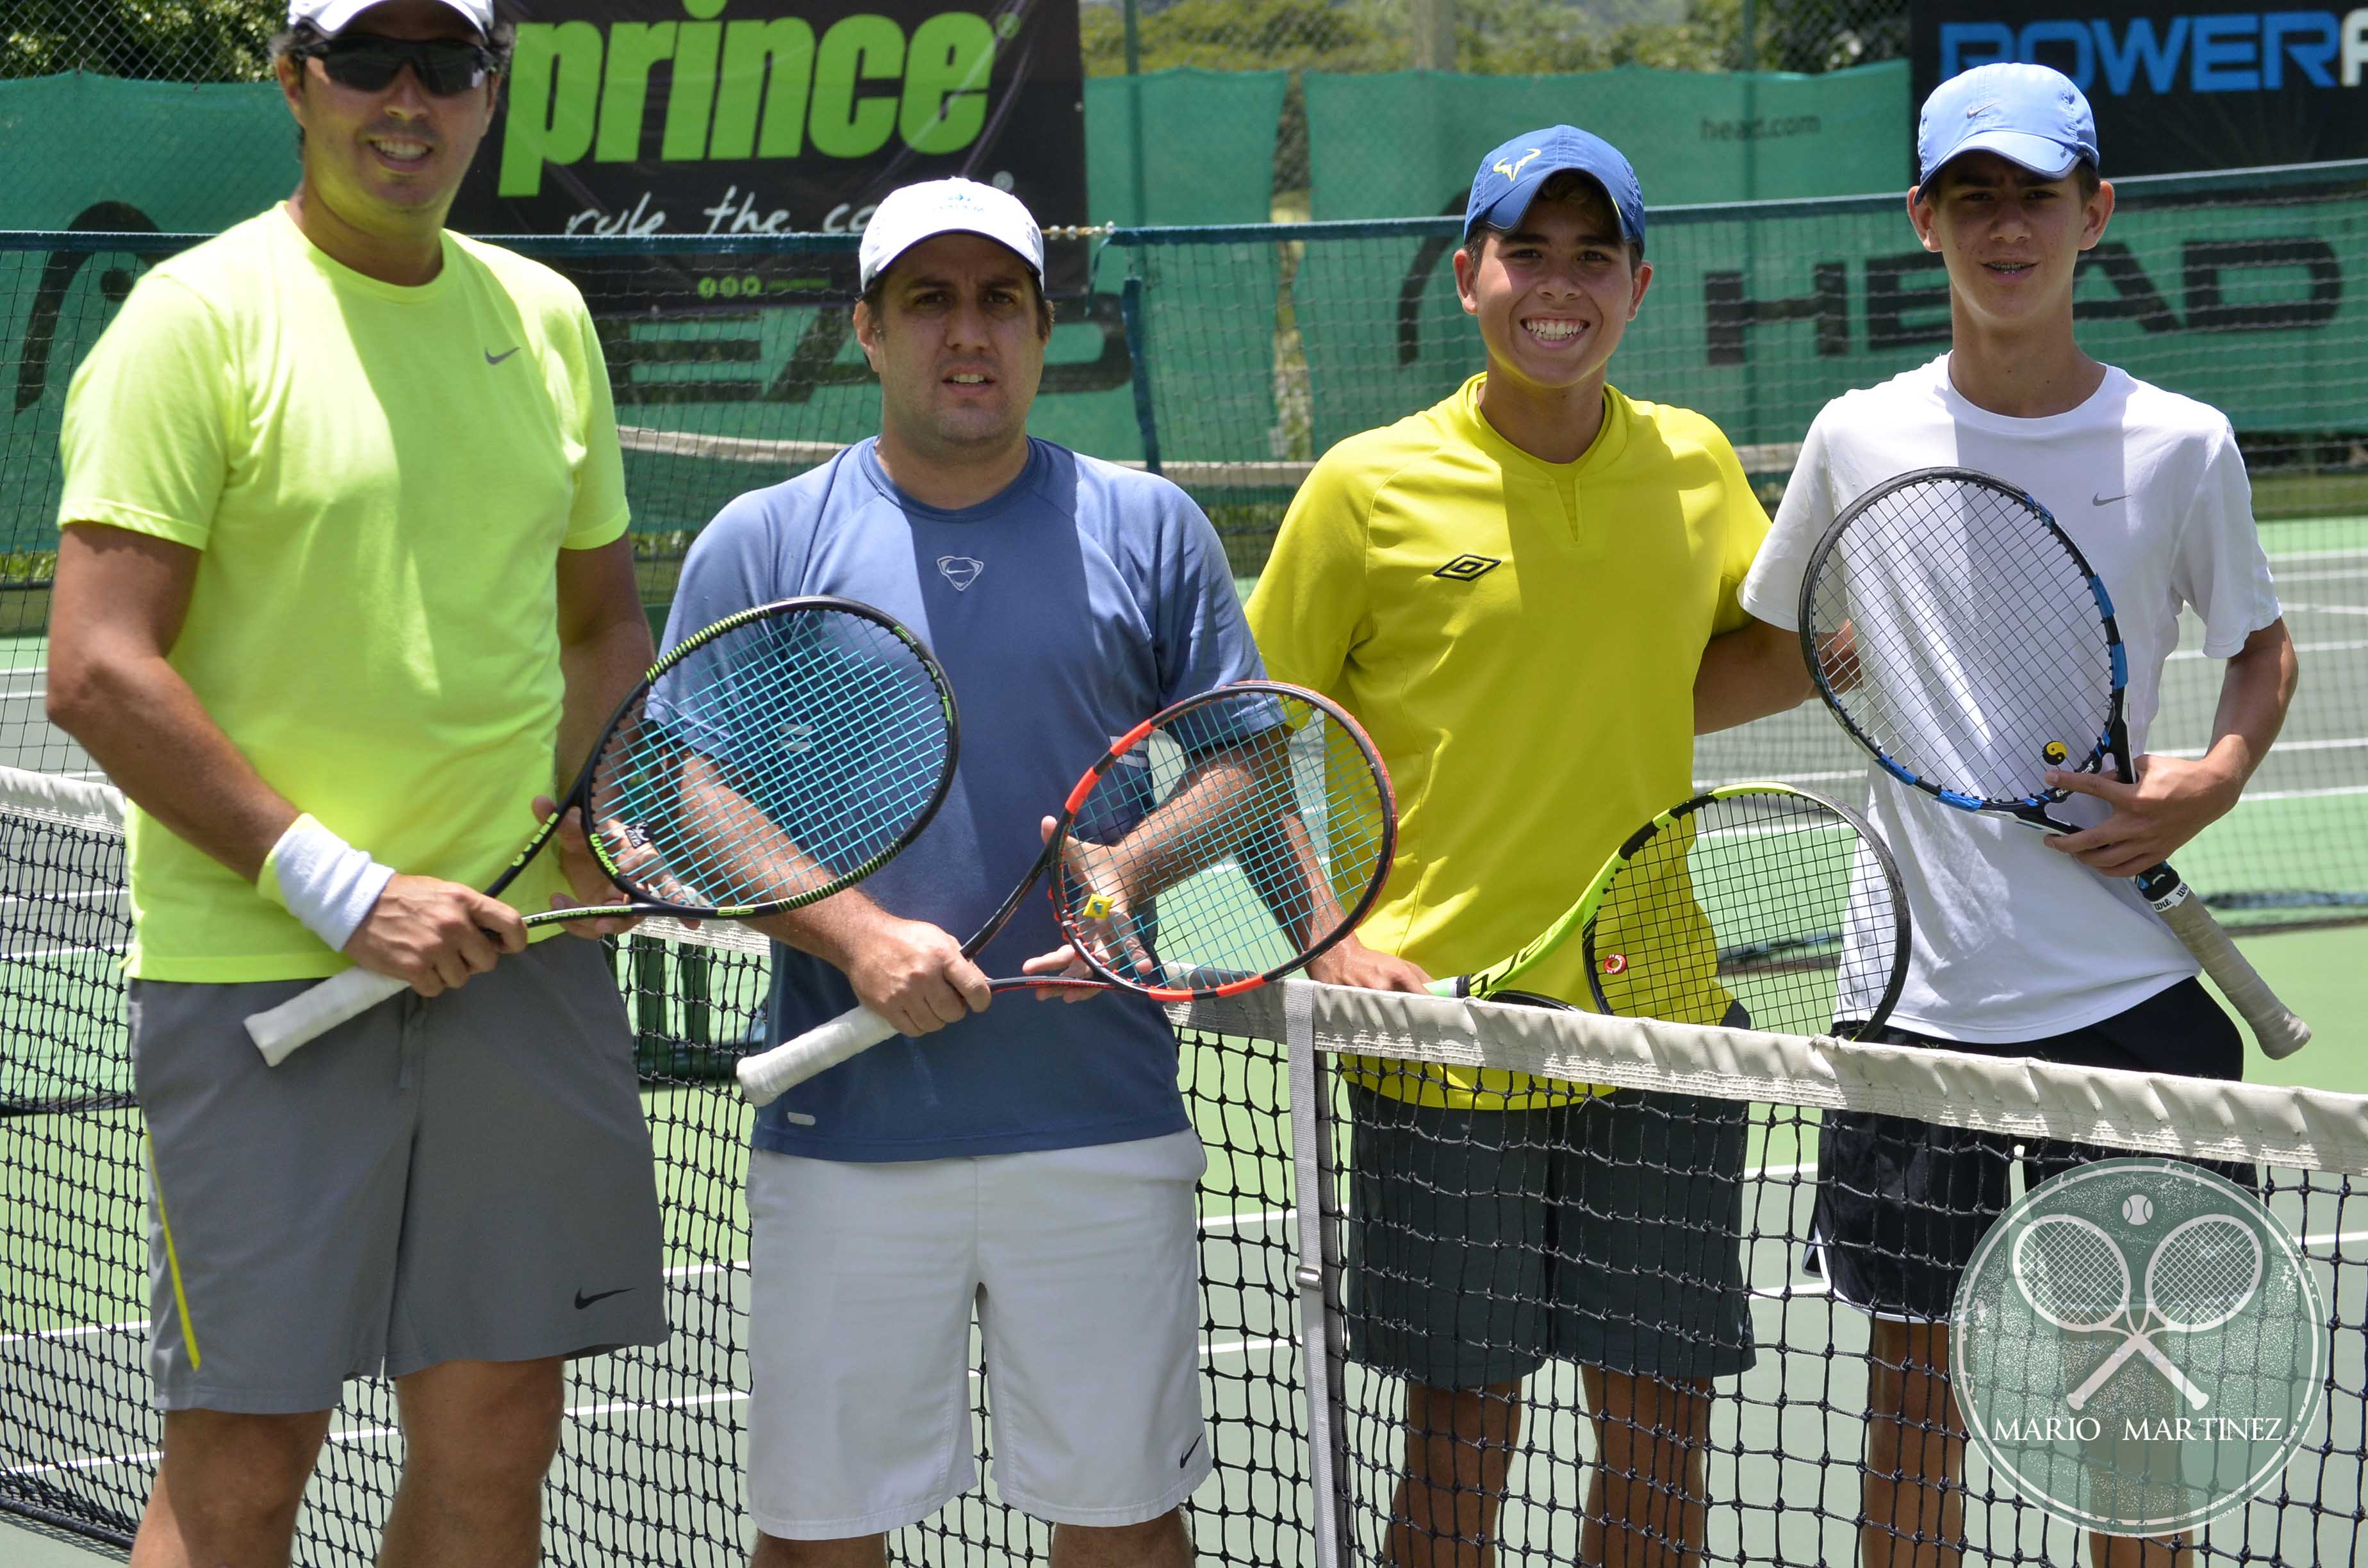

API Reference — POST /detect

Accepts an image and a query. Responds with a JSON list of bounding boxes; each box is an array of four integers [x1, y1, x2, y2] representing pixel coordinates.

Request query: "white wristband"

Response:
[[260, 814, 397, 953]]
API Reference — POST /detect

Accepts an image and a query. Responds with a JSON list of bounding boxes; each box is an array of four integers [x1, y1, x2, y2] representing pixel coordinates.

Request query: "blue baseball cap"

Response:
[[1464, 126, 1646, 252], [1918, 63, 2098, 187]]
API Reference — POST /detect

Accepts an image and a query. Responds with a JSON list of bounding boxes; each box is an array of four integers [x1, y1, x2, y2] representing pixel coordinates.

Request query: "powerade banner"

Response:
[[1911, 4, 2368, 175], [447, 0, 1087, 291]]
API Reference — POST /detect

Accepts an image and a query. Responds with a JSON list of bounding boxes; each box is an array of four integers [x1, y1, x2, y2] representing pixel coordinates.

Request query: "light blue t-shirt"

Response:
[[666, 437, 1261, 1161]]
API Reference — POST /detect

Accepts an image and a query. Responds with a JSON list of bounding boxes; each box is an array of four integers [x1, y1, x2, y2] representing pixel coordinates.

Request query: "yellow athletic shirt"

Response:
[[1246, 374, 1768, 1107], [57, 206, 630, 981]]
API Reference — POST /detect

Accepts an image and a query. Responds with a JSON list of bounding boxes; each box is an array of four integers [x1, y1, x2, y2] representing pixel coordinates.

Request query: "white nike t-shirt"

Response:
[[1740, 355, 2283, 1043]]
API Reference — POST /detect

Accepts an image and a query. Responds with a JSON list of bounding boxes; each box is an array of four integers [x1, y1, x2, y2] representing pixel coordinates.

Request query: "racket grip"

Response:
[[2157, 893, 2312, 1059], [735, 1004, 900, 1106], [244, 968, 411, 1066]]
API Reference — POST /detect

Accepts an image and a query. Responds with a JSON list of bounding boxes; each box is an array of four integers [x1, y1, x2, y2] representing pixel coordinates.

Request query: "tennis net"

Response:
[[6, 764, 2368, 1565], [0, 764, 1311, 1567]]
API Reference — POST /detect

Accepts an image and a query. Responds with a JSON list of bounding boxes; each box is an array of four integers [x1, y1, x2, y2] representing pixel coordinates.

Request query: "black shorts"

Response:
[[1813, 977, 2255, 1323], [1342, 1082, 1757, 1389]]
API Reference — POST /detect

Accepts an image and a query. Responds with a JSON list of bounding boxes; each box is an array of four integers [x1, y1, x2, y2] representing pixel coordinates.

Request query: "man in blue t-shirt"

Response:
[[667, 180, 1256, 1568]]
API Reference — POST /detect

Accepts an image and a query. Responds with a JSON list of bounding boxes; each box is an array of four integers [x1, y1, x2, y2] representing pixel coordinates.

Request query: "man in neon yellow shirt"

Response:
[[45, 1, 666, 1563], [1247, 127, 1805, 1567]]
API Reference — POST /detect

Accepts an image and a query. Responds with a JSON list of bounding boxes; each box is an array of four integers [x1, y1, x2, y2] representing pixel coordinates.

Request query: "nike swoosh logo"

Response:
[[1179, 1433, 1203, 1467], [573, 1286, 633, 1310], [484, 347, 522, 364], [2093, 492, 2128, 506]]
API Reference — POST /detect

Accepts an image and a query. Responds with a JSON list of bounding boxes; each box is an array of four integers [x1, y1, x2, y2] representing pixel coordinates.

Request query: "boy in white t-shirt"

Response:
[[1736, 63, 2299, 1568]]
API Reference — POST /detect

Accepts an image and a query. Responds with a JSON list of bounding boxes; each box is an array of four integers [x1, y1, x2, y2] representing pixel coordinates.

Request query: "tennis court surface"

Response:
[[4, 739, 2367, 1565]]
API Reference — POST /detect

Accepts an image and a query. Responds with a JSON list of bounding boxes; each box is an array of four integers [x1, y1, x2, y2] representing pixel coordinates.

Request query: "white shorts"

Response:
[[746, 1129, 1212, 1539]]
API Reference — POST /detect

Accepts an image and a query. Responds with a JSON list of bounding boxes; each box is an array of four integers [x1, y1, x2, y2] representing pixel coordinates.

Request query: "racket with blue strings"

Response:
[[243, 596, 958, 1065]]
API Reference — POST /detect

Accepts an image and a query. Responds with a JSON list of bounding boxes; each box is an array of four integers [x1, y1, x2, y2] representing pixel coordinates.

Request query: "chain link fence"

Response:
[[3, 0, 1916, 229], [1080, 0, 1905, 77], [7, 0, 1905, 84]]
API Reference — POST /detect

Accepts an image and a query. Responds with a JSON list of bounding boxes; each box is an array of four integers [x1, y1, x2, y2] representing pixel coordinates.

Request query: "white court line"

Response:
[[2267, 548, 2368, 566], [2160, 736, 2367, 760], [0, 1318, 145, 1346], [2284, 602, 2368, 619], [2274, 573, 2368, 589], [1698, 768, 1861, 788], [2242, 783, 2368, 803], [2168, 636, 2367, 660], [0, 888, 127, 908], [1704, 771, 2367, 806], [0, 941, 129, 963]]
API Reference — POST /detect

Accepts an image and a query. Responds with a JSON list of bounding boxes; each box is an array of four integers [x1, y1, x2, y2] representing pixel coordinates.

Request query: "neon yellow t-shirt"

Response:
[[57, 206, 630, 981], [1245, 374, 1768, 1107]]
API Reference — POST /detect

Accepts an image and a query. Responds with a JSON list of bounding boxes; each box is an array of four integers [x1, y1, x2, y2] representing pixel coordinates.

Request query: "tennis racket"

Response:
[[2067, 1212, 2264, 1411], [1427, 782, 1910, 1038], [2013, 1214, 2207, 1410], [734, 680, 1395, 1106], [1800, 468, 2310, 1059], [243, 596, 958, 1065]]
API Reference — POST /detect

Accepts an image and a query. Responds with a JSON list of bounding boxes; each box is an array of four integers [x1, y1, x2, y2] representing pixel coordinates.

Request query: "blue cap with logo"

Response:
[[1918, 62, 2098, 186], [1465, 126, 1646, 252]]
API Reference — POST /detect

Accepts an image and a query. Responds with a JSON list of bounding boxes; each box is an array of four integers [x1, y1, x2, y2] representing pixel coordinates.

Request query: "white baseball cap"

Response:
[[286, 0, 495, 38], [859, 179, 1045, 293]]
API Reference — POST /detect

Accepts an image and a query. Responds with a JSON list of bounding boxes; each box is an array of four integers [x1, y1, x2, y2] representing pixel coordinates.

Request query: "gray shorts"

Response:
[[131, 937, 668, 1413], [1344, 1084, 1756, 1389]]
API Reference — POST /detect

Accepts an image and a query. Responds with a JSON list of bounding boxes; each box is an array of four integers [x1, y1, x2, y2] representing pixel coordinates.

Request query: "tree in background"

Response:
[[4, 0, 275, 78], [1076, 0, 1911, 202]]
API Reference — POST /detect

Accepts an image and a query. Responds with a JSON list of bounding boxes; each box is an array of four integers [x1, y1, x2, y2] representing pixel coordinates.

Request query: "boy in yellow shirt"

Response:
[[1247, 126, 1804, 1567]]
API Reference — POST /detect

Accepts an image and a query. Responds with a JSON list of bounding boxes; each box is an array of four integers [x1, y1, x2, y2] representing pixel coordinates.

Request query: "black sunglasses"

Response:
[[304, 34, 498, 96]]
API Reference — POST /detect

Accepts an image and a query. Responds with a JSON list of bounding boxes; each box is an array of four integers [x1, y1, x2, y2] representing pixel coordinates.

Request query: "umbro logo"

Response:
[[937, 555, 985, 591], [1433, 554, 1502, 582], [484, 347, 521, 364]]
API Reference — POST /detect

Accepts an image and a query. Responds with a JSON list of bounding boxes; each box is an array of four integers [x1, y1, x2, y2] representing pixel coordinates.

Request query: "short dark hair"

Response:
[[858, 261, 1057, 339], [1459, 170, 1643, 272]]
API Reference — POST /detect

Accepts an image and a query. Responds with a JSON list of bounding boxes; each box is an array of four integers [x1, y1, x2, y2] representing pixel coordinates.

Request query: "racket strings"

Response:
[[1811, 482, 2116, 803], [2014, 1216, 2133, 1332], [1590, 790, 1903, 1036], [593, 610, 952, 911], [2146, 1217, 2265, 1330], [1059, 689, 1390, 988]]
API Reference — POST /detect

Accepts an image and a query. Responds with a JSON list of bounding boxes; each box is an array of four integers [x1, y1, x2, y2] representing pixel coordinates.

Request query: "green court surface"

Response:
[[0, 1515, 105, 1565]]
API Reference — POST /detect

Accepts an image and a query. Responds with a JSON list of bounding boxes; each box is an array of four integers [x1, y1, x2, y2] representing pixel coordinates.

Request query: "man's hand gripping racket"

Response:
[[243, 597, 958, 1065], [1800, 467, 2310, 1058], [734, 681, 1395, 1106]]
